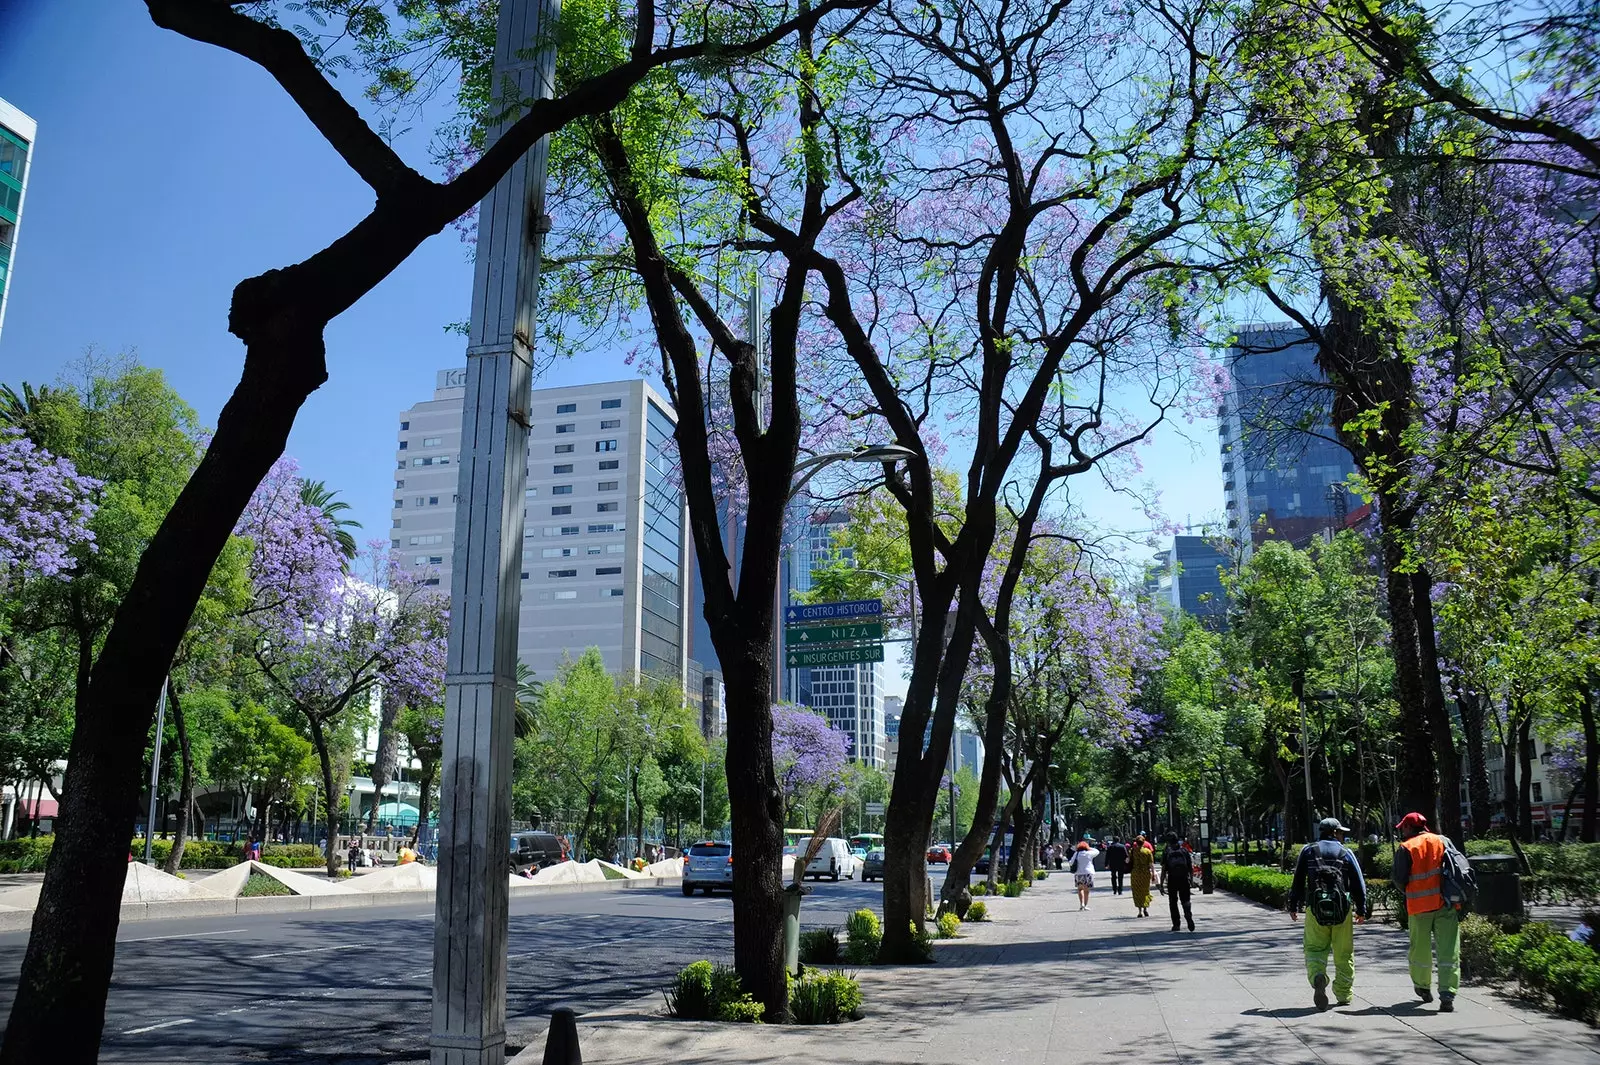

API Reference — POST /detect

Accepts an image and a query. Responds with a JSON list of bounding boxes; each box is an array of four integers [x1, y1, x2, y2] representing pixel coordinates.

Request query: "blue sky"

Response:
[[0, 0, 1226, 671]]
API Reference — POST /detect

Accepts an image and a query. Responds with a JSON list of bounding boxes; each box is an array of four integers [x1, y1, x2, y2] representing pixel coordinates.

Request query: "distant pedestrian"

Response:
[[1288, 818, 1367, 1010], [1569, 910, 1600, 949], [1067, 841, 1100, 910], [1129, 834, 1155, 917], [1162, 833, 1196, 932], [347, 838, 361, 870], [1104, 839, 1129, 896], [1392, 812, 1467, 1012]]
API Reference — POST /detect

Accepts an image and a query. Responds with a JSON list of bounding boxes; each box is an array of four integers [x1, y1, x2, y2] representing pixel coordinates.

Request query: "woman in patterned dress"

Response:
[[1129, 834, 1155, 917]]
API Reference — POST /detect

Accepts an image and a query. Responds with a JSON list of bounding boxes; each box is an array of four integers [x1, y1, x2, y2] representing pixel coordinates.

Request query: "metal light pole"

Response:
[[1298, 691, 1315, 841], [143, 679, 168, 864], [432, 1, 556, 1061]]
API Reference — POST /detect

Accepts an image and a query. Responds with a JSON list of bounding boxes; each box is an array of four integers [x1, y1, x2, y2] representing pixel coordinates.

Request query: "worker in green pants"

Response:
[[1289, 818, 1369, 1010], [1392, 812, 1464, 1011], [1406, 904, 1461, 1000]]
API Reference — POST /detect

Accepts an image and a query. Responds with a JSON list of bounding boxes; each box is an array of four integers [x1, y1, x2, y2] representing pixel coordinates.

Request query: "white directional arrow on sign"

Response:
[[785, 607, 799, 622]]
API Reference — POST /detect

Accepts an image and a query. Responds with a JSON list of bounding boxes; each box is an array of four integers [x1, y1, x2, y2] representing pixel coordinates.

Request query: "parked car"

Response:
[[804, 837, 853, 881], [861, 848, 886, 882], [927, 843, 952, 864], [509, 831, 564, 875], [683, 840, 734, 896]]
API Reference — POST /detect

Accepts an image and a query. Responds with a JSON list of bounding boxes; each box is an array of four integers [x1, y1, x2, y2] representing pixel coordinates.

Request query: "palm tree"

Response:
[[514, 662, 541, 740], [298, 478, 361, 559], [0, 382, 61, 444]]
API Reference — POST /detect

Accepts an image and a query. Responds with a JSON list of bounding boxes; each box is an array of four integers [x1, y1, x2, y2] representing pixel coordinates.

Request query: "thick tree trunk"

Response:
[[1582, 688, 1600, 843], [941, 687, 1010, 908], [162, 680, 194, 875], [303, 716, 341, 876], [366, 689, 401, 833], [1517, 715, 1535, 835], [1457, 687, 1494, 838], [721, 664, 786, 1016], [1411, 571, 1460, 843], [1502, 706, 1520, 841]]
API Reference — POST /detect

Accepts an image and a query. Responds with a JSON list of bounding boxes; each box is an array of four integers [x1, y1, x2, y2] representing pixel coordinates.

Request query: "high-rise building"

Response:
[[395, 372, 688, 687], [1220, 324, 1359, 553], [783, 508, 887, 768], [0, 98, 35, 344], [1154, 534, 1232, 629]]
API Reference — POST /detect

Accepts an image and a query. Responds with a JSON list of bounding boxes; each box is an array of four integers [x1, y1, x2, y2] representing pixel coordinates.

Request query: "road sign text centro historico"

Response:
[[784, 598, 883, 623]]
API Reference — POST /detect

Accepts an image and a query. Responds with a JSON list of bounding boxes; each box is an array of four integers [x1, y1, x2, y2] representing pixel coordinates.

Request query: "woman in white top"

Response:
[[1068, 841, 1101, 910]]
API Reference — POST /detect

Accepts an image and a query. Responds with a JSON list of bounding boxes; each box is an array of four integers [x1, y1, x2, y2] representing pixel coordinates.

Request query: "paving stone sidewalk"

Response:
[[513, 871, 1600, 1065]]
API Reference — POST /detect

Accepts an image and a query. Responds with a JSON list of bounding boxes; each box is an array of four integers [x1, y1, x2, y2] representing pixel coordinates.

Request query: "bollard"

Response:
[[543, 1008, 581, 1065]]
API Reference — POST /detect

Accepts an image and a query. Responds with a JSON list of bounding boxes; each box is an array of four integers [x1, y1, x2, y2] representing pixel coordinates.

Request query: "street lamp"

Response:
[[775, 444, 916, 702]]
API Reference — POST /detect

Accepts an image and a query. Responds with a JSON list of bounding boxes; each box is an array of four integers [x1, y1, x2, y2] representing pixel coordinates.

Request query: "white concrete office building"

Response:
[[394, 371, 689, 686]]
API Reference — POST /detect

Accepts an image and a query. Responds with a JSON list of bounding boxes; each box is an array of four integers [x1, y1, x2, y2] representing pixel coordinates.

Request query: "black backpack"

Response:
[[1440, 840, 1478, 911], [1163, 846, 1190, 879], [1306, 844, 1352, 925]]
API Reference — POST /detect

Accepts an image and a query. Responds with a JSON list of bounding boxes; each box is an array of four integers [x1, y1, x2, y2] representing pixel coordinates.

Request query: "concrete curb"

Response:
[[0, 875, 682, 933]]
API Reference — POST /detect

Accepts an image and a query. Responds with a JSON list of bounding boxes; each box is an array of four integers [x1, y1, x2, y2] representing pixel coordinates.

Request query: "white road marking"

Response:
[[123, 928, 246, 944], [246, 943, 362, 960], [122, 1019, 194, 1035]]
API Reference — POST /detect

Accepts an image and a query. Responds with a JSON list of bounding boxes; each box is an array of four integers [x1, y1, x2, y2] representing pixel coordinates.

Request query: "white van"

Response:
[[804, 837, 854, 881]]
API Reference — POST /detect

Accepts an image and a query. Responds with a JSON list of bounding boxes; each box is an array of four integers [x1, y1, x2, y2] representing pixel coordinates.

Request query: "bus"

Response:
[[783, 827, 813, 857], [848, 833, 883, 856]]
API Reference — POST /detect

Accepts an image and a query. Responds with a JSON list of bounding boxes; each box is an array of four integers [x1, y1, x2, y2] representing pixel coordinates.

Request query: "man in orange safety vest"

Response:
[[1390, 811, 1463, 1012]]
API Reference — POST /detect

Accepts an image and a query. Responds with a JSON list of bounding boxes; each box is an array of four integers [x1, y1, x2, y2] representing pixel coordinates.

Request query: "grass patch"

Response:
[[240, 873, 291, 898], [600, 865, 627, 880]]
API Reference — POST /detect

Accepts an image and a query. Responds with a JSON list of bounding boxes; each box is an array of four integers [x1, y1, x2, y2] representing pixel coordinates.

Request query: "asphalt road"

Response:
[[0, 872, 919, 1065]]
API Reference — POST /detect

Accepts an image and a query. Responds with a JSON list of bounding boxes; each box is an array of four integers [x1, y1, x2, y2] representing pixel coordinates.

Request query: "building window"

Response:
[[562, 526, 579, 536], [521, 572, 529, 580], [555, 443, 575, 454], [409, 534, 444, 546], [397, 460, 407, 470], [601, 398, 622, 409], [587, 545, 602, 555], [423, 436, 444, 447], [552, 485, 573, 495], [596, 502, 619, 513], [608, 543, 624, 554], [1532, 782, 1544, 803], [415, 497, 426, 508], [556, 402, 577, 414], [424, 578, 440, 586], [596, 566, 622, 576], [542, 547, 574, 558], [589, 523, 618, 534], [401, 421, 410, 430], [428, 496, 439, 506], [393, 519, 402, 528], [549, 569, 577, 578], [395, 480, 405, 489], [556, 590, 577, 600], [399, 440, 409, 450], [599, 460, 619, 471], [440, 456, 450, 465], [598, 480, 618, 491], [552, 505, 572, 516], [556, 423, 576, 434], [395, 498, 404, 508], [596, 439, 618, 452], [605, 588, 624, 597], [554, 464, 573, 474], [601, 419, 621, 430], [412, 457, 433, 467]]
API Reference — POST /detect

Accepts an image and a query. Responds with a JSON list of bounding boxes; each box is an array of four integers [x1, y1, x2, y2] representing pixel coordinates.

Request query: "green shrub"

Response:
[[908, 921, 935, 962], [239, 873, 290, 898], [1460, 915, 1509, 982], [788, 970, 862, 1024], [935, 912, 960, 939], [1211, 863, 1291, 910], [965, 900, 989, 922], [844, 908, 882, 965], [1494, 922, 1600, 1021], [969, 882, 988, 896], [798, 928, 840, 964], [0, 836, 54, 873], [665, 961, 766, 1023], [1034, 870, 1049, 880], [1002, 880, 1024, 898]]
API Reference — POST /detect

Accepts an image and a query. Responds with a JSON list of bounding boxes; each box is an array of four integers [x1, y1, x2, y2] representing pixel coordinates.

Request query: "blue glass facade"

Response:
[[1221, 325, 1359, 550], [640, 399, 684, 678], [1169, 535, 1230, 629]]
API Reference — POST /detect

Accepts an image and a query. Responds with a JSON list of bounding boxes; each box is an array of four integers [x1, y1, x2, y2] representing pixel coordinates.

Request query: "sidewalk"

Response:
[[513, 872, 1600, 1065]]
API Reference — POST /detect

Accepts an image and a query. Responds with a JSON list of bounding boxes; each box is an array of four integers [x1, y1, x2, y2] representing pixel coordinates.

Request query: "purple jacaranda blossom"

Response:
[[772, 703, 851, 807], [0, 430, 100, 579]]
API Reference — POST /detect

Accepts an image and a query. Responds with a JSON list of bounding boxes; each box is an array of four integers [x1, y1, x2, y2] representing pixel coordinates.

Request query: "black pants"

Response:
[[1109, 869, 1124, 894], [1168, 875, 1193, 929]]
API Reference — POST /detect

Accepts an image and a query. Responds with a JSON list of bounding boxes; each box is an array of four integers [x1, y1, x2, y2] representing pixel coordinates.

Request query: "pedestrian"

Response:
[[1129, 833, 1155, 917], [1568, 910, 1599, 948], [1161, 832, 1196, 932], [1067, 840, 1100, 910], [1288, 817, 1368, 1010], [1391, 812, 1467, 1012], [346, 837, 361, 871], [1104, 838, 1129, 895]]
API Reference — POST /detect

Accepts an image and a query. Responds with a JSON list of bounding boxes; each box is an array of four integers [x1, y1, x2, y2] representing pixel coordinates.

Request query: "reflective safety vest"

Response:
[[1401, 832, 1446, 915]]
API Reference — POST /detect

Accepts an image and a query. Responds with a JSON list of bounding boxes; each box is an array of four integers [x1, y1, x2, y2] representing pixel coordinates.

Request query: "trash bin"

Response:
[[782, 885, 807, 975], [1468, 853, 1523, 917]]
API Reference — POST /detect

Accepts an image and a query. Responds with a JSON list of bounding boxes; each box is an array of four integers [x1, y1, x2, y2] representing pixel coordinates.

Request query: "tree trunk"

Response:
[[721, 662, 786, 1017], [1502, 706, 1520, 841], [162, 680, 194, 875], [1457, 687, 1494, 838], [367, 689, 401, 833], [303, 716, 341, 876], [410, 762, 436, 846], [1517, 715, 1535, 835], [1412, 571, 1460, 843], [1560, 777, 1585, 844], [941, 687, 1010, 908], [1582, 688, 1599, 843], [987, 796, 1018, 894], [1379, 529, 1437, 820]]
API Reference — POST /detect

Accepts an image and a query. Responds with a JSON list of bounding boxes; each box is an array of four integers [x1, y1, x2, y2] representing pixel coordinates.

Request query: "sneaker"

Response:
[[1415, 987, 1433, 1003], [1335, 998, 1352, 1007], [1172, 924, 1181, 932], [1313, 973, 1329, 1011], [1187, 919, 1195, 931], [1439, 996, 1455, 1013]]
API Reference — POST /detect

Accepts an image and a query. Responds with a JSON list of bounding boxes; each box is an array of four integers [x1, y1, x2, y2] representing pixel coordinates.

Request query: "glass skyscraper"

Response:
[[1220, 324, 1359, 552], [0, 98, 36, 344]]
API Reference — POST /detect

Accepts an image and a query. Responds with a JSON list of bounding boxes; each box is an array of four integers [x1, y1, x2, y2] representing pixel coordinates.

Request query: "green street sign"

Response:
[[786, 644, 885, 668], [785, 621, 885, 647]]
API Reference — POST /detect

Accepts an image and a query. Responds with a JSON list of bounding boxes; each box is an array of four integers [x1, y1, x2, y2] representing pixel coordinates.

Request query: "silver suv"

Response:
[[683, 841, 733, 896]]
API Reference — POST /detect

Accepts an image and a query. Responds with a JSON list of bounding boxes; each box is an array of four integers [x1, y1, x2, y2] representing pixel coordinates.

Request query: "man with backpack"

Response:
[[1161, 833, 1195, 931], [1392, 811, 1473, 1012], [1288, 817, 1369, 1011]]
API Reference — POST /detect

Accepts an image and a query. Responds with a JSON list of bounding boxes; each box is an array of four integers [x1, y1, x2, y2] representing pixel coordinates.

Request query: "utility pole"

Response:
[[431, 1, 556, 1061]]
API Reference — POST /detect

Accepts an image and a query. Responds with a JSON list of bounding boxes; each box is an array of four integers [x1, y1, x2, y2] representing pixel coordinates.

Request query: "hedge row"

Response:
[[1211, 863, 1292, 909], [1460, 916, 1600, 1023], [1, 836, 329, 873]]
